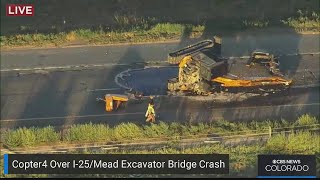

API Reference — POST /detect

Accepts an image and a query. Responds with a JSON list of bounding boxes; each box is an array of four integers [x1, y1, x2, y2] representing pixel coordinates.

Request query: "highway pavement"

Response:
[[1, 32, 319, 130], [1, 33, 319, 70]]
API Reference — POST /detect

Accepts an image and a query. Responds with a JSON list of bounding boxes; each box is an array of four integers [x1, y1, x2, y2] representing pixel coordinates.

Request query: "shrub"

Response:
[[4, 128, 36, 147], [34, 126, 60, 144], [187, 123, 210, 135], [264, 132, 287, 153], [143, 122, 170, 138], [264, 131, 319, 154], [64, 123, 112, 142], [168, 122, 184, 136], [295, 114, 318, 126], [113, 123, 144, 140], [286, 131, 319, 154]]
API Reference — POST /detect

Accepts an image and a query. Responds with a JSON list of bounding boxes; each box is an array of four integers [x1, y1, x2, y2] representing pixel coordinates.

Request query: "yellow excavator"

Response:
[[167, 37, 293, 95]]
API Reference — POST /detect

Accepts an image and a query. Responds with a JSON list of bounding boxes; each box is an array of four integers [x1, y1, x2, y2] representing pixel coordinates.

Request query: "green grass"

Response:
[[281, 10, 320, 32], [2, 114, 319, 148], [1, 131, 319, 178], [113, 123, 144, 140], [64, 123, 112, 142], [105, 131, 320, 177], [3, 126, 60, 148], [1, 10, 319, 48], [295, 114, 318, 126]]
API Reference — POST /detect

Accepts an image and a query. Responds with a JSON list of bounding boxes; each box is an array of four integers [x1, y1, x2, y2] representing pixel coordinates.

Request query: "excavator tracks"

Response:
[[168, 39, 215, 64]]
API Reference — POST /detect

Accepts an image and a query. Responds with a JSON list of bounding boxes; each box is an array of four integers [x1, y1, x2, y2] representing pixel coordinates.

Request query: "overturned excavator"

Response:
[[167, 37, 293, 96]]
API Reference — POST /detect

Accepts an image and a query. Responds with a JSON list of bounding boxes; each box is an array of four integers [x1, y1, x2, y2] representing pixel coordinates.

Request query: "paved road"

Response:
[[1, 66, 319, 129], [1, 33, 319, 70], [1, 32, 319, 129]]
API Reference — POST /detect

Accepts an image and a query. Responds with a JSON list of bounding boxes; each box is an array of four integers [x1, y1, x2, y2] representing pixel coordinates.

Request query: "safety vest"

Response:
[[145, 104, 155, 116]]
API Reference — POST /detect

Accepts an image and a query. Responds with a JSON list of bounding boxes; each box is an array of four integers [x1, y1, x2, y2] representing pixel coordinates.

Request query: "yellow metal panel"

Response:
[[112, 96, 129, 101], [212, 77, 292, 87], [254, 55, 270, 59], [105, 96, 113, 112], [179, 56, 192, 68]]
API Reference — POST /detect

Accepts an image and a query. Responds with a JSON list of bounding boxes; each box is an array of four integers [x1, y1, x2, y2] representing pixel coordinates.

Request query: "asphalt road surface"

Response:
[[1, 33, 319, 130], [1, 33, 319, 70]]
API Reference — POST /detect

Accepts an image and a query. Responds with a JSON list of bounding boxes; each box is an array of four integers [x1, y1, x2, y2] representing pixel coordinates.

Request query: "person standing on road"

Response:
[[145, 96, 156, 123]]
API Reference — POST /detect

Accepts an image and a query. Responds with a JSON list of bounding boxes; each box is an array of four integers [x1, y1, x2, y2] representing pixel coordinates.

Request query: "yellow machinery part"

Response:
[[253, 54, 270, 59], [179, 56, 192, 68], [104, 94, 129, 112], [105, 96, 114, 112], [212, 77, 292, 87]]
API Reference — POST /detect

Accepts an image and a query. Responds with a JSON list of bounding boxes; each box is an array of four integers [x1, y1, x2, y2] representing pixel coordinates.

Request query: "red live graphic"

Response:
[[6, 4, 34, 16]]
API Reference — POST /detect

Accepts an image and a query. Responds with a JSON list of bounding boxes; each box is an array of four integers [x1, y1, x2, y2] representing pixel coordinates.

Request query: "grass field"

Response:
[[1, 12, 319, 48], [1, 0, 319, 48], [1, 114, 319, 178], [2, 114, 319, 148], [104, 131, 320, 178], [1, 130, 319, 178]]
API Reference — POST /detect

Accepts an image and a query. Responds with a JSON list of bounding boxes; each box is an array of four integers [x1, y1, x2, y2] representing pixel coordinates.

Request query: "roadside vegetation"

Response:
[[1, 114, 319, 148], [1, 131, 318, 178], [105, 131, 320, 177], [1, 114, 319, 178], [1, 10, 319, 48]]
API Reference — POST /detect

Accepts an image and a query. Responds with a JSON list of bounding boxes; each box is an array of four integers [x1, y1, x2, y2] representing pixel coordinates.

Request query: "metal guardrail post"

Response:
[[269, 126, 272, 138]]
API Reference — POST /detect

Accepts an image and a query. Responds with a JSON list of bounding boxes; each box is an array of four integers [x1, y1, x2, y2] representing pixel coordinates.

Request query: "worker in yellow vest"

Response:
[[145, 96, 156, 123]]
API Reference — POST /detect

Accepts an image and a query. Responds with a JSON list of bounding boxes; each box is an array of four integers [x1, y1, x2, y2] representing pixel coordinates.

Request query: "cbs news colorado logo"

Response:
[[258, 155, 316, 178], [265, 159, 309, 172]]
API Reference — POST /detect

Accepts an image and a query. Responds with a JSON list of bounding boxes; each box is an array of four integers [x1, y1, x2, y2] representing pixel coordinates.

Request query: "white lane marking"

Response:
[[86, 88, 121, 92], [1, 112, 145, 122], [0, 63, 131, 72], [281, 52, 320, 56], [1, 52, 319, 72], [227, 52, 320, 59], [210, 103, 320, 110], [292, 84, 320, 88], [1, 103, 319, 122]]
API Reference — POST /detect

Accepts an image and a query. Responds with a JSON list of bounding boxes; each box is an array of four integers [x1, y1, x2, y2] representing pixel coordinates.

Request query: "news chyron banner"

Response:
[[3, 154, 229, 174], [258, 155, 317, 178]]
